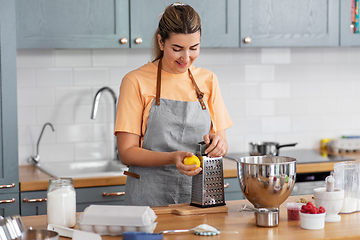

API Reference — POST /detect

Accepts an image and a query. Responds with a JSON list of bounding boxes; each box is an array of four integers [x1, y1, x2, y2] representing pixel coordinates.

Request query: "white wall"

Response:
[[17, 47, 360, 165]]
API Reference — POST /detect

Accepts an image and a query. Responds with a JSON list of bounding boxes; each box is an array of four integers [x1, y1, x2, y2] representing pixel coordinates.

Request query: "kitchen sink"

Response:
[[34, 160, 128, 179]]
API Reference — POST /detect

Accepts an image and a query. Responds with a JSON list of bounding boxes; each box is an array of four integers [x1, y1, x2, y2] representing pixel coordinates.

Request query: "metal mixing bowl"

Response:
[[237, 156, 297, 208]]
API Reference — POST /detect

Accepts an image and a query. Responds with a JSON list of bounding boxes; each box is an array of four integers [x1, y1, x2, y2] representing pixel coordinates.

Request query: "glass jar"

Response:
[[47, 178, 76, 227]]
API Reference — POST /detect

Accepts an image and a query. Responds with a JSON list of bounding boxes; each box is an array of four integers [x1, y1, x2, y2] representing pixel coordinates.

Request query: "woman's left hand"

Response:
[[203, 130, 228, 158]]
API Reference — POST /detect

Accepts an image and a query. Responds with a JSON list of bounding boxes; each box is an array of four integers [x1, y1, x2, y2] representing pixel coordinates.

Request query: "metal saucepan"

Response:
[[249, 141, 297, 156]]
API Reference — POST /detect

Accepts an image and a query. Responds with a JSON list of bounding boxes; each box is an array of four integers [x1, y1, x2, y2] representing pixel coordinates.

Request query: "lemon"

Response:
[[183, 155, 201, 170]]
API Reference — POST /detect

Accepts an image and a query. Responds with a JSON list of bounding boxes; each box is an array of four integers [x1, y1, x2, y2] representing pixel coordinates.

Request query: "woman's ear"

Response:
[[157, 34, 164, 51]]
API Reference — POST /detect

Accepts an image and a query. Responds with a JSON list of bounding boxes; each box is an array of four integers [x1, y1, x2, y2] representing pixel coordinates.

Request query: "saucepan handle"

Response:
[[276, 143, 297, 149]]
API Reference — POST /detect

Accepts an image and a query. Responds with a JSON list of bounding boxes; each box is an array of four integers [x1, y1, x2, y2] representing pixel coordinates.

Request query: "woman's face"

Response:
[[158, 32, 200, 74]]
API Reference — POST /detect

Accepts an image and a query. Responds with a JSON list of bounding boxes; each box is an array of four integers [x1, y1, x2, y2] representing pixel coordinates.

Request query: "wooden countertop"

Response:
[[19, 151, 360, 192], [20, 195, 360, 240]]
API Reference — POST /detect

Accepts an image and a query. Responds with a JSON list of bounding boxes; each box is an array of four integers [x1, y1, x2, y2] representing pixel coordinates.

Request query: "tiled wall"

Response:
[[17, 47, 360, 165]]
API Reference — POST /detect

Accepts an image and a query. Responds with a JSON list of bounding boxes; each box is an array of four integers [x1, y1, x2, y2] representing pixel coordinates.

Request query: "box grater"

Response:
[[190, 141, 226, 207]]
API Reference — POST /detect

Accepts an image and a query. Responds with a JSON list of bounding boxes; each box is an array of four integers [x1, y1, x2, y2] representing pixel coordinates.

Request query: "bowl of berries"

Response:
[[299, 202, 326, 230]]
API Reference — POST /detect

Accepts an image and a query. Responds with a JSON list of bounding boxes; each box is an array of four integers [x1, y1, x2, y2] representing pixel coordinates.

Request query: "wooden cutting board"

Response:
[[152, 203, 228, 216]]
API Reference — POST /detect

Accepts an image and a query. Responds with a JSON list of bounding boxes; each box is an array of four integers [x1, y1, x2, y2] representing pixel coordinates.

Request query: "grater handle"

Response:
[[196, 141, 208, 156]]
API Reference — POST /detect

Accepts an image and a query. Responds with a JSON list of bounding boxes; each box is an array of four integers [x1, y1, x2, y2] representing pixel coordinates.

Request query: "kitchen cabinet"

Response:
[[0, 0, 20, 215], [240, 0, 340, 47], [129, 0, 239, 48], [340, 0, 360, 46], [16, 0, 130, 49], [224, 177, 244, 201], [16, 0, 239, 49], [20, 185, 125, 216]]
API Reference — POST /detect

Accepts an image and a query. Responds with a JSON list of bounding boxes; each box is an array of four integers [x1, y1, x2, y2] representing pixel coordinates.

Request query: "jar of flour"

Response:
[[47, 178, 76, 227]]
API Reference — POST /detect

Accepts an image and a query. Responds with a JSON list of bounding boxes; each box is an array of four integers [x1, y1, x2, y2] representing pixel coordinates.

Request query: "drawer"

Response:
[[0, 192, 20, 216], [20, 191, 47, 216]]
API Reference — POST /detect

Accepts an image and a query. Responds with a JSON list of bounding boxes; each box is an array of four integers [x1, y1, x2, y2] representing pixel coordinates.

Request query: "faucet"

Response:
[[91, 87, 119, 161], [28, 122, 55, 164]]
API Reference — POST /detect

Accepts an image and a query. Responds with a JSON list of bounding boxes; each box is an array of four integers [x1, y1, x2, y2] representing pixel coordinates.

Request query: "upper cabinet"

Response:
[[16, 0, 129, 49], [340, 0, 360, 46], [240, 0, 340, 47], [16, 0, 238, 49], [15, 0, 360, 48], [129, 0, 239, 48]]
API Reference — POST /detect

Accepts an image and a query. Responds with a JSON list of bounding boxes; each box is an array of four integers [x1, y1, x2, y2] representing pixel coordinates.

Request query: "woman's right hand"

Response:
[[172, 151, 202, 176]]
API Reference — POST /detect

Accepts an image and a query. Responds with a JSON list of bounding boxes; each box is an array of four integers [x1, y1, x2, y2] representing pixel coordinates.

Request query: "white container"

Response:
[[314, 187, 344, 222], [47, 178, 76, 228], [299, 212, 325, 230], [334, 161, 360, 213]]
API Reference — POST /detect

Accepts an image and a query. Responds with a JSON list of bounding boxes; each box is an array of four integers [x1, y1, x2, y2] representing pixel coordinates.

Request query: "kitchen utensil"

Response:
[[334, 161, 360, 213], [152, 203, 228, 216], [0, 215, 26, 240], [314, 187, 344, 222], [236, 156, 297, 226], [158, 224, 220, 235], [299, 212, 325, 230], [122, 232, 163, 240], [19, 230, 59, 240], [239, 205, 279, 227], [249, 141, 297, 156], [47, 224, 101, 240], [190, 141, 225, 207]]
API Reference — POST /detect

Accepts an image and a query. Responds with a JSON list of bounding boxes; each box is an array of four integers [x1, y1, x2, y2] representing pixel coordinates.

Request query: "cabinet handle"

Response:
[[134, 38, 143, 44], [103, 191, 125, 197], [0, 183, 15, 189], [224, 183, 230, 188], [119, 38, 128, 44], [244, 37, 251, 43], [0, 198, 15, 204], [23, 198, 47, 203]]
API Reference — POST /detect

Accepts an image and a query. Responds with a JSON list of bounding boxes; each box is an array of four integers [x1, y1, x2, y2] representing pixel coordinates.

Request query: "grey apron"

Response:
[[124, 59, 211, 207]]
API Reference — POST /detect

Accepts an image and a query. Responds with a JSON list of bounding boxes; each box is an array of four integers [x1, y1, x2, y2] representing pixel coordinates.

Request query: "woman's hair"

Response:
[[152, 3, 201, 61]]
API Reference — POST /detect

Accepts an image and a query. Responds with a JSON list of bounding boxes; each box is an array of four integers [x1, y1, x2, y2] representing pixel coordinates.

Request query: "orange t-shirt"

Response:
[[114, 62, 233, 146]]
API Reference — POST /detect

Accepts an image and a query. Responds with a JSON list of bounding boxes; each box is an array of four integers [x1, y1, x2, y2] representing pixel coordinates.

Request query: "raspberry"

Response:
[[319, 206, 325, 213], [306, 201, 313, 207], [310, 207, 317, 214]]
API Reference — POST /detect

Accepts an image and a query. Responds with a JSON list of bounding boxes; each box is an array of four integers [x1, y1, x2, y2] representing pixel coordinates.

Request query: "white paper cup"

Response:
[[300, 212, 325, 230]]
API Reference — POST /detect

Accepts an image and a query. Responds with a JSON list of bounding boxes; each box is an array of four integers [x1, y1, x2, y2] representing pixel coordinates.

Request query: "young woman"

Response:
[[115, 3, 233, 206]]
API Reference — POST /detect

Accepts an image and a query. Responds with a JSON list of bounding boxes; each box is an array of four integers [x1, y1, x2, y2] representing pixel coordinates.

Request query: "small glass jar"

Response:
[[47, 178, 76, 227]]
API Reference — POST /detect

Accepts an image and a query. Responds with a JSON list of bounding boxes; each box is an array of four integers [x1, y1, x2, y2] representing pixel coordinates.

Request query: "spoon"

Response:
[[158, 223, 219, 235]]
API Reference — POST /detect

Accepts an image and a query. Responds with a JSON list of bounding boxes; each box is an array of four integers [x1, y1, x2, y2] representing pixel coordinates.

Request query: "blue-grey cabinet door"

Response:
[[130, 0, 239, 48], [224, 178, 244, 201], [0, 193, 20, 217], [0, 0, 19, 198], [20, 191, 47, 216], [16, 0, 129, 49], [240, 0, 340, 47], [340, 0, 360, 46]]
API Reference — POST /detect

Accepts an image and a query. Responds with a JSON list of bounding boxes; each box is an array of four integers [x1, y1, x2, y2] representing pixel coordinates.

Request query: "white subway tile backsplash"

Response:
[[36, 69, 73, 86], [292, 116, 323, 132], [73, 68, 109, 86], [37, 106, 74, 124], [18, 107, 36, 126], [17, 69, 36, 87], [17, 88, 55, 107], [17, 49, 54, 68], [92, 49, 128, 67], [55, 87, 93, 106], [16, 47, 360, 165], [245, 65, 275, 81], [56, 124, 93, 143], [261, 82, 291, 99], [246, 100, 275, 116], [261, 117, 291, 133], [55, 49, 91, 67], [291, 82, 323, 98], [261, 48, 291, 64], [276, 99, 308, 115]]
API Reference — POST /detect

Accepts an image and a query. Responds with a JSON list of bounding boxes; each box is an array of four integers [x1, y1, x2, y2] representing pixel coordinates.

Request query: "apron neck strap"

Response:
[[155, 58, 207, 110]]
